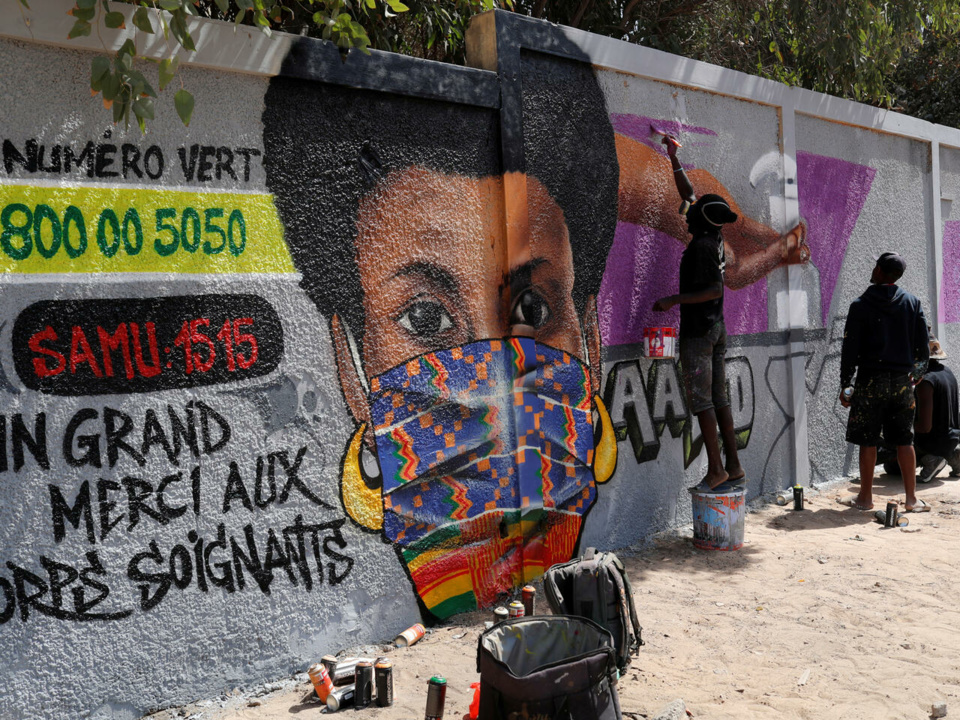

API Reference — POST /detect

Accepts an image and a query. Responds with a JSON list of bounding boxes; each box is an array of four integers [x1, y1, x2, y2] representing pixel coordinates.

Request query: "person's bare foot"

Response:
[[703, 468, 729, 489], [726, 463, 745, 482], [782, 221, 810, 264]]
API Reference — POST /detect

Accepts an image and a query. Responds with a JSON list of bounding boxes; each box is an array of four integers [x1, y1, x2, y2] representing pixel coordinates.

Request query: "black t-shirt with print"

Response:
[[678, 231, 725, 338]]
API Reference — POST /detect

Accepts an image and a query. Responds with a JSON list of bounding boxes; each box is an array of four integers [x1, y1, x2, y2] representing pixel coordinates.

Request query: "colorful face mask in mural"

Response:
[[368, 337, 595, 619]]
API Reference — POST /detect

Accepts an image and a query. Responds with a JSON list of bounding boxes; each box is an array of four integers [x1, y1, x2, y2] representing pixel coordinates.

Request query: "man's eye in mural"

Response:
[[510, 288, 550, 329], [396, 298, 455, 340]]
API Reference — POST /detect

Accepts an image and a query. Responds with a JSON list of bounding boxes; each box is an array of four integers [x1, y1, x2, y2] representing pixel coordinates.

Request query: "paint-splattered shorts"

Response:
[[846, 371, 915, 447], [679, 320, 730, 415]]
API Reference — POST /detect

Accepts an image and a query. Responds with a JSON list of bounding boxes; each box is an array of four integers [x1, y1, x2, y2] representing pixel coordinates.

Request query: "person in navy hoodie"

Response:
[[838, 252, 931, 512]]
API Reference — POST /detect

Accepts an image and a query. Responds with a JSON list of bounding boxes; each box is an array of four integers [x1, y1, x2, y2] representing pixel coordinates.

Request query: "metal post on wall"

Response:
[[779, 88, 812, 489], [931, 139, 945, 339]]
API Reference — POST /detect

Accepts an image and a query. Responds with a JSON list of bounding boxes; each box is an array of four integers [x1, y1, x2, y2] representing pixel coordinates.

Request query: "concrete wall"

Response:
[[2, 4, 960, 718]]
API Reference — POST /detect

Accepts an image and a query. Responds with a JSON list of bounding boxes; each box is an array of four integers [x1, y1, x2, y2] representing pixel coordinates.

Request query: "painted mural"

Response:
[[1, 7, 957, 719]]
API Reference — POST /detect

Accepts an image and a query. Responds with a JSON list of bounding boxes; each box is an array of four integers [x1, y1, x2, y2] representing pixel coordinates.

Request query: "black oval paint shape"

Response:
[[13, 295, 283, 395]]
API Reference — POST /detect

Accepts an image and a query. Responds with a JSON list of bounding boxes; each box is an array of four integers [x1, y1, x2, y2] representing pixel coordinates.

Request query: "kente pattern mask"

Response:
[[368, 337, 595, 618]]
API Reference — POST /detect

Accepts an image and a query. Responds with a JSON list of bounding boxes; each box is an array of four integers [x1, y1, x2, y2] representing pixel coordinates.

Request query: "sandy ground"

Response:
[[146, 471, 960, 720]]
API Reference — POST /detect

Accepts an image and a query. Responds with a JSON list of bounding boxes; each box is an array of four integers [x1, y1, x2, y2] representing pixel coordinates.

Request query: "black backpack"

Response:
[[477, 616, 622, 720], [543, 547, 643, 672]]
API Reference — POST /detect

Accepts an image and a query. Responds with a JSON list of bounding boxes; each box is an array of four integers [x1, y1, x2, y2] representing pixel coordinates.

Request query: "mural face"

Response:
[[332, 168, 609, 617]]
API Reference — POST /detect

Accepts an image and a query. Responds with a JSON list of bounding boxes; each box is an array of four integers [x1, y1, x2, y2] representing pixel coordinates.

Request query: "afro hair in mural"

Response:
[[262, 42, 618, 356]]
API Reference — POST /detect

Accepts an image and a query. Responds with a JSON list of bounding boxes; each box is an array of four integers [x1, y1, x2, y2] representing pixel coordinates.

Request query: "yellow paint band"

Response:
[[419, 569, 474, 609], [0, 184, 295, 274]]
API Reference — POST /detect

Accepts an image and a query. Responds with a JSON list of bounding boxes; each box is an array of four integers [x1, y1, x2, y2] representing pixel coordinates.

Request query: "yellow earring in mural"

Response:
[[340, 423, 384, 531], [593, 394, 617, 484]]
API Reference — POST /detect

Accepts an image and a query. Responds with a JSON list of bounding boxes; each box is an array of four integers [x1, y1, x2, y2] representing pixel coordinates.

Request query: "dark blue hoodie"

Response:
[[839, 284, 929, 389]]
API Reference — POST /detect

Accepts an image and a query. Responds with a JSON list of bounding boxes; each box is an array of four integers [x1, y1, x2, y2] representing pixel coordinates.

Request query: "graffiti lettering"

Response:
[[604, 356, 754, 467], [13, 296, 283, 395], [2, 138, 164, 180], [0, 413, 49, 472], [177, 145, 262, 183], [1, 550, 132, 624], [127, 518, 352, 611]]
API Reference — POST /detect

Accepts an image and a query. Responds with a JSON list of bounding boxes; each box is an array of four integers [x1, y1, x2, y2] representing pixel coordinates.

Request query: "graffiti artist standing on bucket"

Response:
[[652, 136, 745, 490], [262, 50, 620, 619], [838, 252, 931, 513]]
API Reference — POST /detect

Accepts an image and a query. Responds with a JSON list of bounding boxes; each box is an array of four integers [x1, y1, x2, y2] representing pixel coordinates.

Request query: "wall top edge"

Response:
[[6, 1, 960, 145], [488, 9, 960, 148], [1, 0, 500, 108]]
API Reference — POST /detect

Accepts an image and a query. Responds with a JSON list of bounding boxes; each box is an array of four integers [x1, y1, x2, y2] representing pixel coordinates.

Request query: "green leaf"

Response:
[[18, 0, 29, 8], [235, 0, 253, 9], [132, 7, 154, 32], [118, 38, 137, 57], [133, 96, 155, 120], [67, 19, 92, 38], [174, 88, 194, 126], [115, 51, 133, 72], [158, 57, 179, 90], [213, 0, 230, 14], [158, 0, 181, 10], [90, 56, 111, 89], [71, 6, 95, 21], [365, 0, 374, 7], [76, 0, 97, 8], [170, 13, 196, 51], [104, 11, 125, 28], [128, 69, 157, 97], [101, 72, 120, 101], [385, 0, 409, 11]]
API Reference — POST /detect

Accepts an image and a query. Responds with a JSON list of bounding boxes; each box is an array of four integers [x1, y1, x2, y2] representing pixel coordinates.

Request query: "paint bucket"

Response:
[[690, 485, 746, 551], [643, 327, 677, 358]]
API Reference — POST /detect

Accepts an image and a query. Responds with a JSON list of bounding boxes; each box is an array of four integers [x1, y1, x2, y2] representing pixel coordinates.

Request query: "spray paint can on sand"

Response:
[[424, 676, 447, 720], [375, 658, 394, 707], [395, 623, 426, 647], [326, 684, 356, 712], [307, 663, 334, 702], [521, 585, 536, 617]]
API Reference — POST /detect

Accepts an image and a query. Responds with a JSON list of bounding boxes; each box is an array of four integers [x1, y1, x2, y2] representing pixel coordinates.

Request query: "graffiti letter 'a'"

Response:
[[604, 356, 754, 468]]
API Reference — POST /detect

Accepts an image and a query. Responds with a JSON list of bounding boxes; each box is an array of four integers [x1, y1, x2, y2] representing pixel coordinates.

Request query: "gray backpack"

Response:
[[543, 547, 643, 672]]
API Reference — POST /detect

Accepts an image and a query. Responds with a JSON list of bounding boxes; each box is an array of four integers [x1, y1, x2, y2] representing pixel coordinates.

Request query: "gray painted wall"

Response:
[[2, 5, 960, 718]]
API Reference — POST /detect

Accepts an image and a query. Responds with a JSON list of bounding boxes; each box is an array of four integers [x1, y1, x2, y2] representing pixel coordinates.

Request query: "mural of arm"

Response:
[[615, 133, 809, 290]]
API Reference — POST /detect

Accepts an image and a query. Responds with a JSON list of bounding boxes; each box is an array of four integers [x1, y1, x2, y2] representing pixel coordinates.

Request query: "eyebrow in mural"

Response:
[[262, 40, 620, 620]]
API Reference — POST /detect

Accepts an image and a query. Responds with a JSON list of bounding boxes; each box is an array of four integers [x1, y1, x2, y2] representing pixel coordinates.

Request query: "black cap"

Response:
[[690, 194, 738, 227], [876, 251, 906, 281]]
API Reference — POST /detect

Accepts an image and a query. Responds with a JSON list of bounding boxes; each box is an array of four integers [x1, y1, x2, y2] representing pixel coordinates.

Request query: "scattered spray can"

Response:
[[331, 657, 372, 685], [424, 676, 447, 720], [320, 654, 338, 679], [508, 601, 525, 618], [307, 662, 334, 703], [793, 485, 804, 511], [375, 658, 394, 707], [521, 585, 536, 617], [493, 606, 509, 624], [326, 684, 356, 712], [885, 501, 899, 528], [395, 623, 426, 647], [354, 660, 374, 707]]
